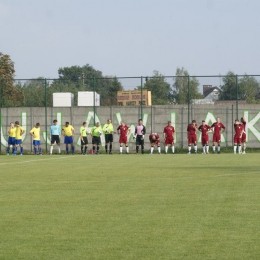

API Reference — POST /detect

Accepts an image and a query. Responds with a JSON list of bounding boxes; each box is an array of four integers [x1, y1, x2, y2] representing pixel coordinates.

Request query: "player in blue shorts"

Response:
[[14, 121, 25, 156], [62, 122, 75, 154], [30, 123, 42, 155], [6, 122, 16, 155]]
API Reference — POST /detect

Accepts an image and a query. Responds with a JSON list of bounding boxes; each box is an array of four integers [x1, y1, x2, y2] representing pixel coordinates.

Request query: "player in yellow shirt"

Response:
[[14, 121, 25, 156], [29, 123, 42, 155], [103, 119, 114, 154], [6, 122, 16, 155], [62, 122, 75, 154]]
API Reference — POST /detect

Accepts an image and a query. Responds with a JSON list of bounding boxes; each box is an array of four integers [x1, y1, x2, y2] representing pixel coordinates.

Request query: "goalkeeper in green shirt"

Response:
[[102, 119, 114, 154], [80, 122, 89, 155], [91, 122, 102, 155]]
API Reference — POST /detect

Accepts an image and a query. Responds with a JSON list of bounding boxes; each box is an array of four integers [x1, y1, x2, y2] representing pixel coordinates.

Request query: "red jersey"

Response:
[[241, 122, 246, 133], [234, 124, 243, 137], [198, 124, 211, 136], [117, 125, 129, 136], [163, 126, 175, 137], [211, 122, 225, 135], [187, 124, 197, 135], [149, 133, 160, 141]]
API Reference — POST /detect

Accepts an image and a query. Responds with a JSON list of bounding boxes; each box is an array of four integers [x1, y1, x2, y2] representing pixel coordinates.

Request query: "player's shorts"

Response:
[[33, 140, 41, 146], [213, 134, 221, 143], [119, 135, 128, 144], [64, 136, 73, 144], [241, 133, 246, 143], [201, 135, 209, 146], [150, 139, 160, 146], [81, 137, 88, 145], [15, 139, 22, 145], [165, 137, 174, 145], [105, 134, 113, 143], [188, 135, 197, 144], [136, 135, 144, 145], [234, 136, 241, 144], [51, 135, 60, 144], [92, 136, 101, 145], [8, 137, 16, 145]]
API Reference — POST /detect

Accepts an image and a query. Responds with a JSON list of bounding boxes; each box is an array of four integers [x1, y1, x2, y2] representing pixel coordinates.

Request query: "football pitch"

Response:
[[0, 153, 260, 260]]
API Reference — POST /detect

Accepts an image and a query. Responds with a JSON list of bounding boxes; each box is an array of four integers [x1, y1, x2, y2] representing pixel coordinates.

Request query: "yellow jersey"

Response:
[[15, 126, 25, 140], [30, 127, 40, 140], [62, 125, 74, 136], [8, 127, 16, 137]]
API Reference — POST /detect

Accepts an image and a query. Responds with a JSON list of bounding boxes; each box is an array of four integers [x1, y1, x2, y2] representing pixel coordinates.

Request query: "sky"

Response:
[[1, 0, 260, 85]]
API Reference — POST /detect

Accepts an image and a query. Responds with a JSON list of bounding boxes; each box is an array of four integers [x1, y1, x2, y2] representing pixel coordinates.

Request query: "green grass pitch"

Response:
[[0, 153, 260, 260]]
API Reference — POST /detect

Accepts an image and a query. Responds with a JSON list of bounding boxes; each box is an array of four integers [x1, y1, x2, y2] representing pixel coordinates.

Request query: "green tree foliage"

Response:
[[173, 67, 203, 104], [143, 71, 172, 105], [0, 52, 24, 107], [219, 72, 260, 103]]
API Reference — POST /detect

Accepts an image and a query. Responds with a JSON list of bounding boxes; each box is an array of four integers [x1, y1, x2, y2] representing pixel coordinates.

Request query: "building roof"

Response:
[[203, 86, 221, 98]]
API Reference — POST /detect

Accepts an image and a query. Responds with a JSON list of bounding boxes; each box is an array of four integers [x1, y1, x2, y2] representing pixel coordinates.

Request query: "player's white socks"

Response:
[[126, 146, 129, 153], [188, 146, 191, 152], [213, 145, 216, 152], [119, 146, 123, 153], [172, 146, 175, 154], [203, 146, 205, 153], [50, 146, 53, 154], [158, 147, 161, 154], [234, 145, 237, 153], [165, 146, 168, 154], [58, 147, 61, 154], [243, 144, 246, 152], [238, 145, 242, 154], [150, 147, 154, 154], [206, 145, 209, 153], [218, 146, 220, 152], [194, 145, 197, 152]]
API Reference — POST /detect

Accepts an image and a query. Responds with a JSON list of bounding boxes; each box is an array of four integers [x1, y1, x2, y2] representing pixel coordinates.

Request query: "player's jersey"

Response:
[[135, 125, 146, 135], [149, 133, 160, 141], [8, 127, 16, 137], [187, 124, 197, 135], [15, 126, 25, 140], [241, 122, 246, 133], [234, 124, 243, 137], [117, 125, 129, 136], [102, 123, 114, 134], [211, 122, 225, 135], [91, 126, 102, 137], [80, 126, 88, 137], [50, 124, 61, 135], [62, 125, 74, 136], [198, 124, 211, 136], [30, 127, 40, 140], [163, 126, 175, 137]]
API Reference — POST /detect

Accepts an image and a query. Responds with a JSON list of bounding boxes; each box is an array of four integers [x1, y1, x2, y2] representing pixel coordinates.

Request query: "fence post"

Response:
[[93, 76, 96, 125], [141, 76, 143, 119], [0, 78, 1, 154], [187, 75, 190, 123], [45, 78, 48, 154], [236, 74, 238, 119]]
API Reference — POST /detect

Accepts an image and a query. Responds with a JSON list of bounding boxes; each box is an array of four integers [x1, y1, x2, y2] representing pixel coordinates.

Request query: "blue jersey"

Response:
[[50, 124, 61, 135]]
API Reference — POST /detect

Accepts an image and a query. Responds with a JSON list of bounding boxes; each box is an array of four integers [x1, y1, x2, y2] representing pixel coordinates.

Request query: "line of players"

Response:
[[4, 116, 246, 155]]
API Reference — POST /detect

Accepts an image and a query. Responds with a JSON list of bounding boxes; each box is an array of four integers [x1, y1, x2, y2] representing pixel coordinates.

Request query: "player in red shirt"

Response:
[[198, 120, 211, 154], [149, 133, 161, 154], [234, 119, 243, 154], [117, 121, 130, 154], [187, 120, 198, 154], [240, 117, 246, 154], [211, 117, 225, 154], [163, 121, 175, 154]]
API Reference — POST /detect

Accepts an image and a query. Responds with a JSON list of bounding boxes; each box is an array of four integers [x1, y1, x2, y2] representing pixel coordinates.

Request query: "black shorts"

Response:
[[51, 135, 60, 144], [136, 135, 144, 145], [105, 134, 113, 143], [92, 136, 101, 145], [81, 137, 88, 145]]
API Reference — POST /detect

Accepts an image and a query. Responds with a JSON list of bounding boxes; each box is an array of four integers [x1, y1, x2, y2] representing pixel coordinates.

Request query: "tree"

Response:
[[0, 52, 24, 107], [143, 70, 172, 105], [219, 71, 237, 100], [173, 67, 203, 104], [239, 75, 260, 104]]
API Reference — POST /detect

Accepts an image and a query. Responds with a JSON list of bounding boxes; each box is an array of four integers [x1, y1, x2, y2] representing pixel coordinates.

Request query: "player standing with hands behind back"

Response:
[[134, 119, 146, 154], [91, 122, 102, 155], [103, 119, 114, 154], [187, 120, 198, 154]]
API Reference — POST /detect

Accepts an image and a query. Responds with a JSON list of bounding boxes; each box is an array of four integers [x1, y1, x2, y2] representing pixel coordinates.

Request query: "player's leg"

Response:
[[233, 136, 237, 154], [125, 137, 129, 154], [150, 142, 154, 154], [171, 142, 175, 154], [136, 137, 139, 154], [109, 135, 113, 154], [141, 139, 144, 154], [238, 142, 242, 154], [81, 140, 84, 154], [105, 135, 108, 154], [212, 137, 216, 153], [206, 140, 209, 154], [19, 143, 24, 155], [119, 142, 123, 154], [84, 137, 88, 154], [217, 140, 221, 154], [70, 137, 75, 154], [157, 142, 161, 154], [194, 138, 198, 154]]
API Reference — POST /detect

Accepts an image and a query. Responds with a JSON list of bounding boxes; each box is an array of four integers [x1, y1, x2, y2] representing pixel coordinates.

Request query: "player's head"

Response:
[[202, 120, 205, 125], [96, 122, 100, 127], [235, 119, 239, 124], [120, 121, 125, 126], [107, 119, 111, 124], [15, 121, 19, 126], [36, 123, 40, 128], [53, 120, 58, 124], [138, 119, 142, 125], [10, 122, 14, 128], [241, 117, 245, 123], [83, 122, 87, 127], [192, 120, 196, 124], [167, 121, 171, 126], [217, 117, 220, 123], [65, 122, 69, 126], [152, 135, 156, 140]]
